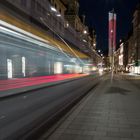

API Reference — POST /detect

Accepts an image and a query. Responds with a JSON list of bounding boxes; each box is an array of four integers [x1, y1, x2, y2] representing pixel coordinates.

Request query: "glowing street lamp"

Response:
[[66, 23, 69, 27], [83, 30, 87, 34], [83, 39, 87, 43], [51, 6, 57, 12], [56, 14, 61, 17], [64, 21, 69, 28]]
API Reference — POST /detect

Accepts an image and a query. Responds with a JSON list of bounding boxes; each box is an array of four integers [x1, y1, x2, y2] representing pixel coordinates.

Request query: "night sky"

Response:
[[79, 0, 139, 55]]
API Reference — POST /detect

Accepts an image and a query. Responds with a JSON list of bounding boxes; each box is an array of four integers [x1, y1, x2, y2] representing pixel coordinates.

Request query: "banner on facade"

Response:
[[108, 11, 116, 57]]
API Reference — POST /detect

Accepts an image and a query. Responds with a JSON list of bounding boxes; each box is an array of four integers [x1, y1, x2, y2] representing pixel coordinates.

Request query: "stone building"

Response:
[[49, 0, 66, 17], [126, 32, 135, 73], [132, 3, 140, 73], [124, 3, 140, 74], [0, 0, 100, 79], [63, 0, 81, 30], [114, 47, 120, 72], [114, 3, 140, 74], [62, 0, 97, 58], [114, 40, 127, 72]]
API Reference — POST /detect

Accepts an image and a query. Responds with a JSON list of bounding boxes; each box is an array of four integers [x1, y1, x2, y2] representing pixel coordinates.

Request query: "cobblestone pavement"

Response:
[[41, 74, 140, 140]]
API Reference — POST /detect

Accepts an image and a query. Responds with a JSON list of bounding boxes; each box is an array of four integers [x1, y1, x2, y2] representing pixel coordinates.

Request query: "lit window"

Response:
[[22, 57, 26, 77], [54, 62, 63, 74], [7, 59, 13, 79], [59, 9, 60, 13]]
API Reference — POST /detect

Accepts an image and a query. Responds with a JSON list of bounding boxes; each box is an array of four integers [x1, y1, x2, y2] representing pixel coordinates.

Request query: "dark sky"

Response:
[[79, 0, 139, 55]]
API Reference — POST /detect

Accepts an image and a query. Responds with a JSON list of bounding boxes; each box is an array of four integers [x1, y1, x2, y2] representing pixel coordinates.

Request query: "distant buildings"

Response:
[[114, 3, 140, 74]]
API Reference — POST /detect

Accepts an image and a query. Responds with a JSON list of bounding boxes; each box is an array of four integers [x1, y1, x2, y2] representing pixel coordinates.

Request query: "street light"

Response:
[[51, 6, 57, 12], [51, 6, 62, 17], [93, 43, 96, 47], [56, 14, 61, 17], [83, 30, 87, 34], [66, 23, 69, 27], [83, 39, 87, 43], [64, 21, 69, 28], [98, 50, 101, 53]]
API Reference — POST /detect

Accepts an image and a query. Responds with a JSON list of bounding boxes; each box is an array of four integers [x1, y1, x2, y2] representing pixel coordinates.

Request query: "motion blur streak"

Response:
[[0, 74, 88, 91]]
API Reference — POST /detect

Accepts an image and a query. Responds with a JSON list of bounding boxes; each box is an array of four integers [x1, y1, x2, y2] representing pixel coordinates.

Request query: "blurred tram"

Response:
[[0, 11, 92, 80]]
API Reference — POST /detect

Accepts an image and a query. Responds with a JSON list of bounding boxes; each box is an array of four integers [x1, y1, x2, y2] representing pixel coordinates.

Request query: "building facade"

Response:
[[114, 3, 140, 74], [132, 4, 140, 74], [0, 0, 100, 79], [63, 0, 98, 62]]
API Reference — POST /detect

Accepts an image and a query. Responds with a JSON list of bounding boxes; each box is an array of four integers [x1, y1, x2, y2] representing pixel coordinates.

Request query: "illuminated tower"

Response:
[[108, 10, 117, 66]]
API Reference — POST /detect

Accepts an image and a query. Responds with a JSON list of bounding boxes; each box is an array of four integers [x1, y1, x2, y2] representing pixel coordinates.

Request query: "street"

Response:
[[0, 75, 100, 140], [1, 0, 140, 139]]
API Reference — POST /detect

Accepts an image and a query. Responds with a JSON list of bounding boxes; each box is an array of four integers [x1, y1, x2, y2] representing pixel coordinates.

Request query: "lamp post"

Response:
[[112, 10, 115, 82]]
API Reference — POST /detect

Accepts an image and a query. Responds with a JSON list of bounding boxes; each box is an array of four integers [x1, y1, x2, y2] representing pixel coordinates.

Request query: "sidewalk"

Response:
[[119, 73, 140, 90], [120, 73, 140, 80], [42, 75, 140, 140]]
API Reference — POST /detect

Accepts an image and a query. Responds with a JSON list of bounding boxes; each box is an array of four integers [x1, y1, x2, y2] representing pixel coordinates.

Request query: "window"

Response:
[[21, 0, 27, 7], [59, 9, 61, 14], [37, 2, 42, 13], [55, 4, 57, 9], [22, 57, 26, 77], [59, 22, 62, 31], [7, 59, 13, 79], [42, 8, 46, 15], [32, 0, 35, 9]]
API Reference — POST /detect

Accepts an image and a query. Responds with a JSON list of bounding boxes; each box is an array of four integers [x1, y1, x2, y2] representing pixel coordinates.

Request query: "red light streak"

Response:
[[0, 74, 88, 91]]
